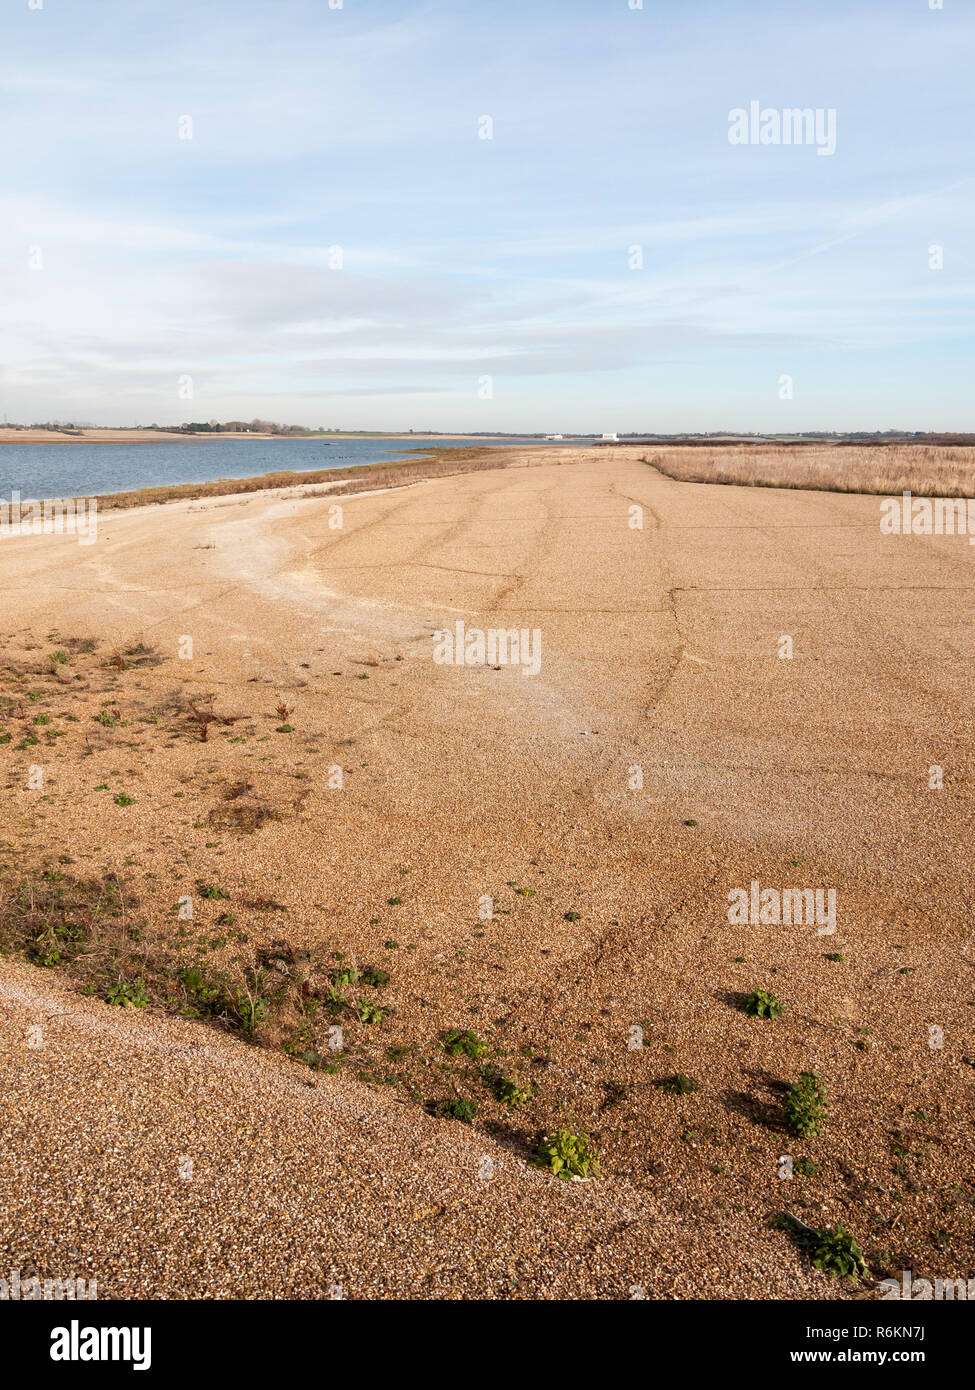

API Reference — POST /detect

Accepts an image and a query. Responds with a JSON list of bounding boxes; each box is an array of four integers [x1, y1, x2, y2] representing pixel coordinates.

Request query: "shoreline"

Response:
[[86, 443, 539, 511], [4, 439, 974, 509]]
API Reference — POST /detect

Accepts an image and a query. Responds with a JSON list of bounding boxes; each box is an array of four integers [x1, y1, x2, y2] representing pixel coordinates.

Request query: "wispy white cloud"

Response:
[[2, 0, 974, 429]]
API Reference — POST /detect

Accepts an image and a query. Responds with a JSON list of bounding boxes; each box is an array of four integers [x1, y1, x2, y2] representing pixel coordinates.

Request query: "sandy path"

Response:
[[0, 447, 972, 1298]]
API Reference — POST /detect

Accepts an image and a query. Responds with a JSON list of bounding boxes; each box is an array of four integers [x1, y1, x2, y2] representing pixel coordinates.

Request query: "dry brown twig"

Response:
[[185, 694, 239, 743]]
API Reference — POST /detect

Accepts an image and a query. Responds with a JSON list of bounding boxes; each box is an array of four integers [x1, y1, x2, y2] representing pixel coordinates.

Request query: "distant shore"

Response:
[[0, 428, 532, 445]]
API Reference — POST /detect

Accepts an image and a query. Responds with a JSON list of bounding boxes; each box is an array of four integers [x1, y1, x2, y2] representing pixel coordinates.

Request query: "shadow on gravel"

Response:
[[721, 1068, 790, 1128]]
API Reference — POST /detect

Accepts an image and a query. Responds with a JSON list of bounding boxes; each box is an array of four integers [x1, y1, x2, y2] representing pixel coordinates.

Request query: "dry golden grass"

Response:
[[645, 444, 975, 497]]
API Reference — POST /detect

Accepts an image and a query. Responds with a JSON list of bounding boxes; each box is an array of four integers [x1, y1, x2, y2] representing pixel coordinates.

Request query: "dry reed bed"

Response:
[[645, 445, 975, 498]]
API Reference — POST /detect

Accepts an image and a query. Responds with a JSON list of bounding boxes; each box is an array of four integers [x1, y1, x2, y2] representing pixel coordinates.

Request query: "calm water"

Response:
[[0, 436, 557, 501]]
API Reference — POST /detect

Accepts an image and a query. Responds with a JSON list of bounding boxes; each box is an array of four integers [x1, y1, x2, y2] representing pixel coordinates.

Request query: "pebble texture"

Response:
[[0, 448, 971, 1298]]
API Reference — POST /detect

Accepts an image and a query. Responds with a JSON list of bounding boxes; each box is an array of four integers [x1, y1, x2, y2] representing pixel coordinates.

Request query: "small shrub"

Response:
[[536, 1129, 600, 1180], [185, 694, 237, 743], [106, 979, 149, 1008], [800, 1221, 866, 1277], [435, 1098, 477, 1124], [742, 989, 785, 1020], [496, 1075, 531, 1108], [783, 1071, 827, 1138], [323, 986, 348, 1015], [180, 967, 223, 1007], [233, 992, 270, 1034], [32, 941, 63, 967], [602, 1079, 630, 1110], [441, 1028, 488, 1059], [657, 1073, 700, 1095]]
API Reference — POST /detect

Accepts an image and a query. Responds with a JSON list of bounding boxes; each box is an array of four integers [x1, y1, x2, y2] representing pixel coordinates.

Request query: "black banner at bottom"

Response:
[[3, 1296, 962, 1375]]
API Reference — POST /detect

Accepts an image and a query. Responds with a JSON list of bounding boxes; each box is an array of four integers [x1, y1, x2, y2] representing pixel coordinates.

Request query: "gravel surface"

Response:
[[0, 447, 971, 1299]]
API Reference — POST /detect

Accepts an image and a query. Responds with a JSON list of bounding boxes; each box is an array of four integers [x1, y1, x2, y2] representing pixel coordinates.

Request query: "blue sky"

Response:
[[2, 0, 973, 431]]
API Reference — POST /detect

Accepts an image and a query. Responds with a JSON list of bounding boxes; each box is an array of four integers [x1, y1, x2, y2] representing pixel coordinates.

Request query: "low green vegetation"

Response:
[[783, 1071, 827, 1138], [779, 1216, 866, 1277], [480, 1066, 530, 1108], [741, 989, 785, 1019], [536, 1129, 600, 1180], [435, 1098, 477, 1124], [496, 1075, 532, 1108], [441, 1028, 488, 1060], [198, 883, 228, 900], [657, 1073, 700, 1095], [106, 979, 149, 1008]]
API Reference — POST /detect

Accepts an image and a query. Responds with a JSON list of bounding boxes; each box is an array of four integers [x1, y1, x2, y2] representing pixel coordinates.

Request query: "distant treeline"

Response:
[[172, 420, 325, 435]]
